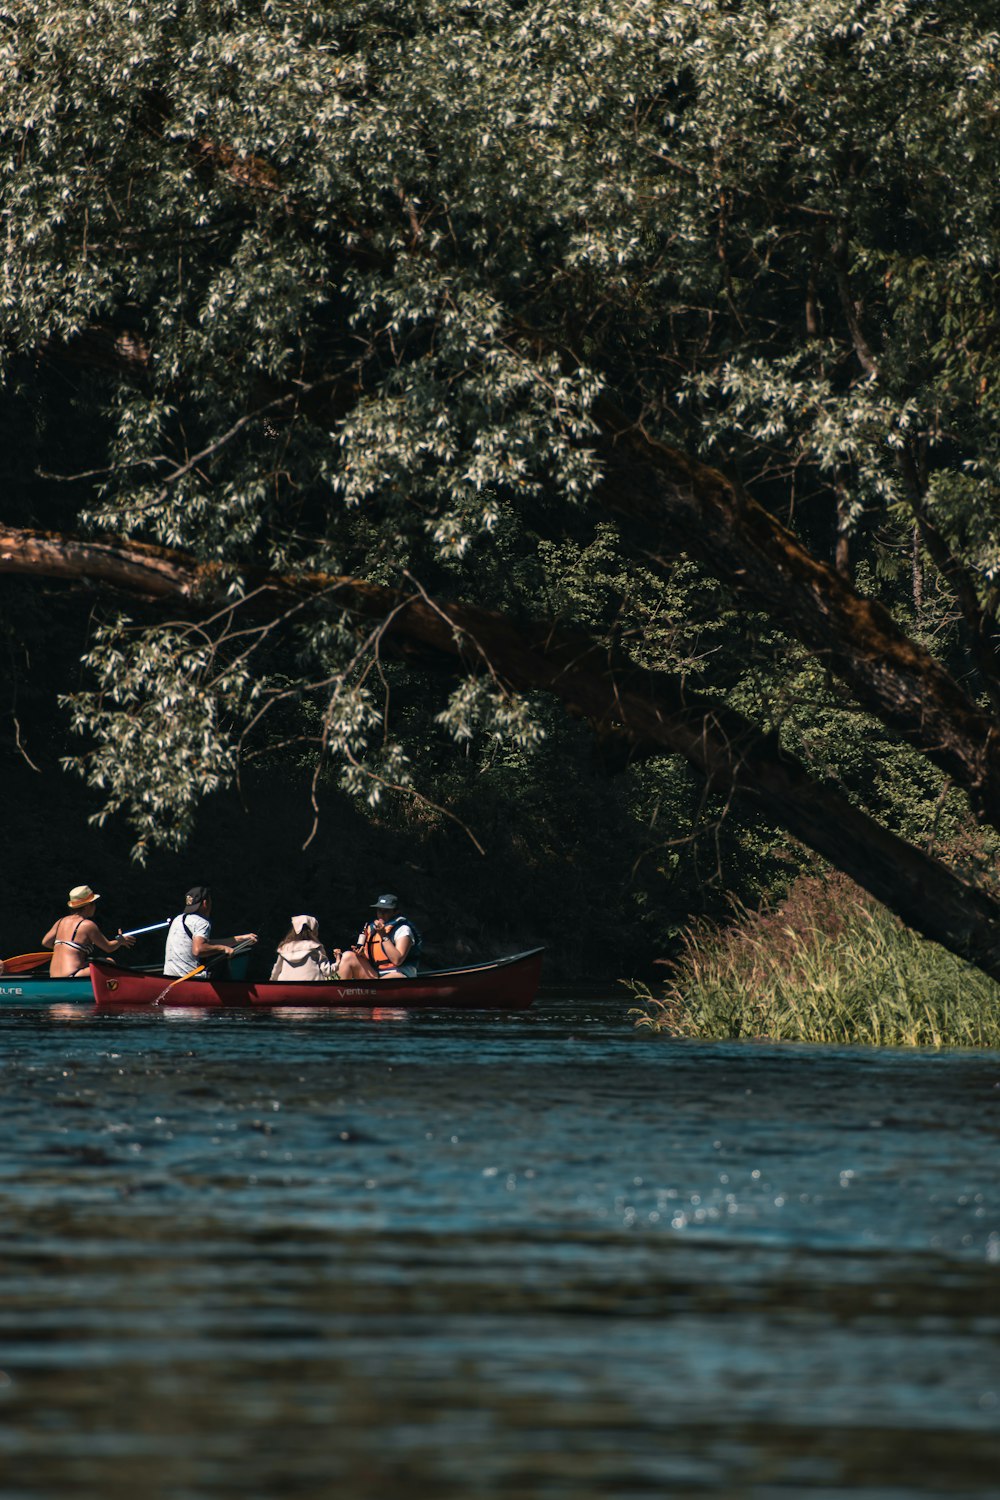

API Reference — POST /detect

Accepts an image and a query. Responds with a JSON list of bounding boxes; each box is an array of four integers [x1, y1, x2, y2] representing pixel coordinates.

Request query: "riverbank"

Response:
[[630, 871, 1000, 1048]]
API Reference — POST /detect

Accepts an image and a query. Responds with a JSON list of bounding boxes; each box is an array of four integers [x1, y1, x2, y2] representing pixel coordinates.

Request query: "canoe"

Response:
[[88, 948, 544, 1010], [0, 948, 251, 1005], [0, 974, 95, 1003]]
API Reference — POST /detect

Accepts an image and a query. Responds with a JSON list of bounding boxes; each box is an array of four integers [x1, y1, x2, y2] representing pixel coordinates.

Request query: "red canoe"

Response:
[[88, 948, 543, 1010]]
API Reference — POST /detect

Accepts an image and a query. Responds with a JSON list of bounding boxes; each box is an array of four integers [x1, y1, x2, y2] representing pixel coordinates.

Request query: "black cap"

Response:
[[371, 893, 398, 910], [185, 885, 211, 907]]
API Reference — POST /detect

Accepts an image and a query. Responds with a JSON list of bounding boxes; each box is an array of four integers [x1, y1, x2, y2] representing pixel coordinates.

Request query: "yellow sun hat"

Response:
[[67, 885, 100, 908]]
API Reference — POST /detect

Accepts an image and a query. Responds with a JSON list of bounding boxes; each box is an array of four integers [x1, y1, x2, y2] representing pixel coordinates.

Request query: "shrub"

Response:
[[631, 869, 1000, 1048]]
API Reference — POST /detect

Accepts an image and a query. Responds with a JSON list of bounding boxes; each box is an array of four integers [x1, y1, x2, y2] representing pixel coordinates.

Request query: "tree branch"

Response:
[[4, 524, 1000, 978], [591, 398, 1000, 830], [27, 283, 1000, 829]]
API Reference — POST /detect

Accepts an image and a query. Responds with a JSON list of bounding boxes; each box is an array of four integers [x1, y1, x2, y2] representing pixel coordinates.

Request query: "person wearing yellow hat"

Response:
[[41, 885, 136, 979]]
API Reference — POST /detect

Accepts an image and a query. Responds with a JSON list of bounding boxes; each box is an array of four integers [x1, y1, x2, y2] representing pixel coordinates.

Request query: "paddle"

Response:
[[1, 920, 169, 977], [154, 939, 256, 1005], [122, 920, 171, 939], [1, 951, 51, 974]]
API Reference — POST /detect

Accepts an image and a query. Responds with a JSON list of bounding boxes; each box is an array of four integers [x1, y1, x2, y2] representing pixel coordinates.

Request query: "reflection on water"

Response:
[[0, 996, 998, 1498]]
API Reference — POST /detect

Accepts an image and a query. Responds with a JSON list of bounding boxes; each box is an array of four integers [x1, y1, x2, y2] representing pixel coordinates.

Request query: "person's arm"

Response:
[[41, 921, 59, 950], [197, 931, 258, 958], [374, 919, 412, 965], [191, 932, 231, 959], [88, 922, 136, 956]]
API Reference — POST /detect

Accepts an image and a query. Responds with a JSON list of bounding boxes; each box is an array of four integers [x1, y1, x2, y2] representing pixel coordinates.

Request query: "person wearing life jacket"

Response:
[[42, 884, 136, 978], [270, 914, 334, 982], [335, 894, 421, 979]]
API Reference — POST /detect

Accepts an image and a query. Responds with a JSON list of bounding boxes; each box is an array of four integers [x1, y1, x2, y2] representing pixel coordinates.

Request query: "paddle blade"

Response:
[[2, 951, 51, 974], [154, 962, 207, 1002]]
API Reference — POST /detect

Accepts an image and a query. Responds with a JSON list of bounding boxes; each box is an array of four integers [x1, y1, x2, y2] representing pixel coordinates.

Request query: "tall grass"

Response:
[[631, 871, 1000, 1048]]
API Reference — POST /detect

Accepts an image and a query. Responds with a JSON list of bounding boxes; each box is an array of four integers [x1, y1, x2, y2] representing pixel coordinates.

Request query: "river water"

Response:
[[1, 992, 998, 1499]]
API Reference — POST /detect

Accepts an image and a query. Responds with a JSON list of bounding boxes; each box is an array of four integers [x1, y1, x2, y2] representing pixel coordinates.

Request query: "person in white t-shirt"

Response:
[[163, 886, 257, 977]]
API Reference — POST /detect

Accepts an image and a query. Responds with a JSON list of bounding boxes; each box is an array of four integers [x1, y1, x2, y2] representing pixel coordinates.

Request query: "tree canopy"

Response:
[[3, 0, 1000, 973]]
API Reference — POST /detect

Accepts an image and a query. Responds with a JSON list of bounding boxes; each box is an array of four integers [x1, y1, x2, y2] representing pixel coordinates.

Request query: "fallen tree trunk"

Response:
[[592, 398, 1000, 832], [4, 525, 1000, 979]]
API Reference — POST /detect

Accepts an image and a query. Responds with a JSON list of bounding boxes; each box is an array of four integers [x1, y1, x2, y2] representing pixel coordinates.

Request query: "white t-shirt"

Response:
[[164, 911, 210, 976]]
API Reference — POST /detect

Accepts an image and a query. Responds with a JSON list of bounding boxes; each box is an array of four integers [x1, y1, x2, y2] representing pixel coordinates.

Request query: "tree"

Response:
[[3, 2, 1000, 970]]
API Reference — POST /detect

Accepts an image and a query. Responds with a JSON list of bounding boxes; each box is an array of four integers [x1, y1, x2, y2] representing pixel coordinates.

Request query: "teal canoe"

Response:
[[0, 975, 94, 1003]]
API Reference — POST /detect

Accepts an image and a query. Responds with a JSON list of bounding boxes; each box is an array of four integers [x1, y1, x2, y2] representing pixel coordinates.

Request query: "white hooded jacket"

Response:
[[270, 926, 333, 982]]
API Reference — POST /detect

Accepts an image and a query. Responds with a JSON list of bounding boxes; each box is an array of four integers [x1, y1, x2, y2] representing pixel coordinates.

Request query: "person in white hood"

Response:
[[270, 915, 334, 982]]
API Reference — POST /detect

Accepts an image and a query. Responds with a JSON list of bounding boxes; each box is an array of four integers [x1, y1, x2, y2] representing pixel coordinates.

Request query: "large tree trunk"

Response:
[[592, 398, 1000, 831], [5, 525, 1000, 979]]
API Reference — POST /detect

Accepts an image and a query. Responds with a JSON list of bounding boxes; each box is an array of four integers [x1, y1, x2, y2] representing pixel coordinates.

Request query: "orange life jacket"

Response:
[[362, 916, 414, 971]]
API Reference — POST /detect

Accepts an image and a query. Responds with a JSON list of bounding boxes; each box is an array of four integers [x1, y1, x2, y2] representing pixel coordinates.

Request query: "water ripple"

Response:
[[1, 1000, 998, 1496]]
